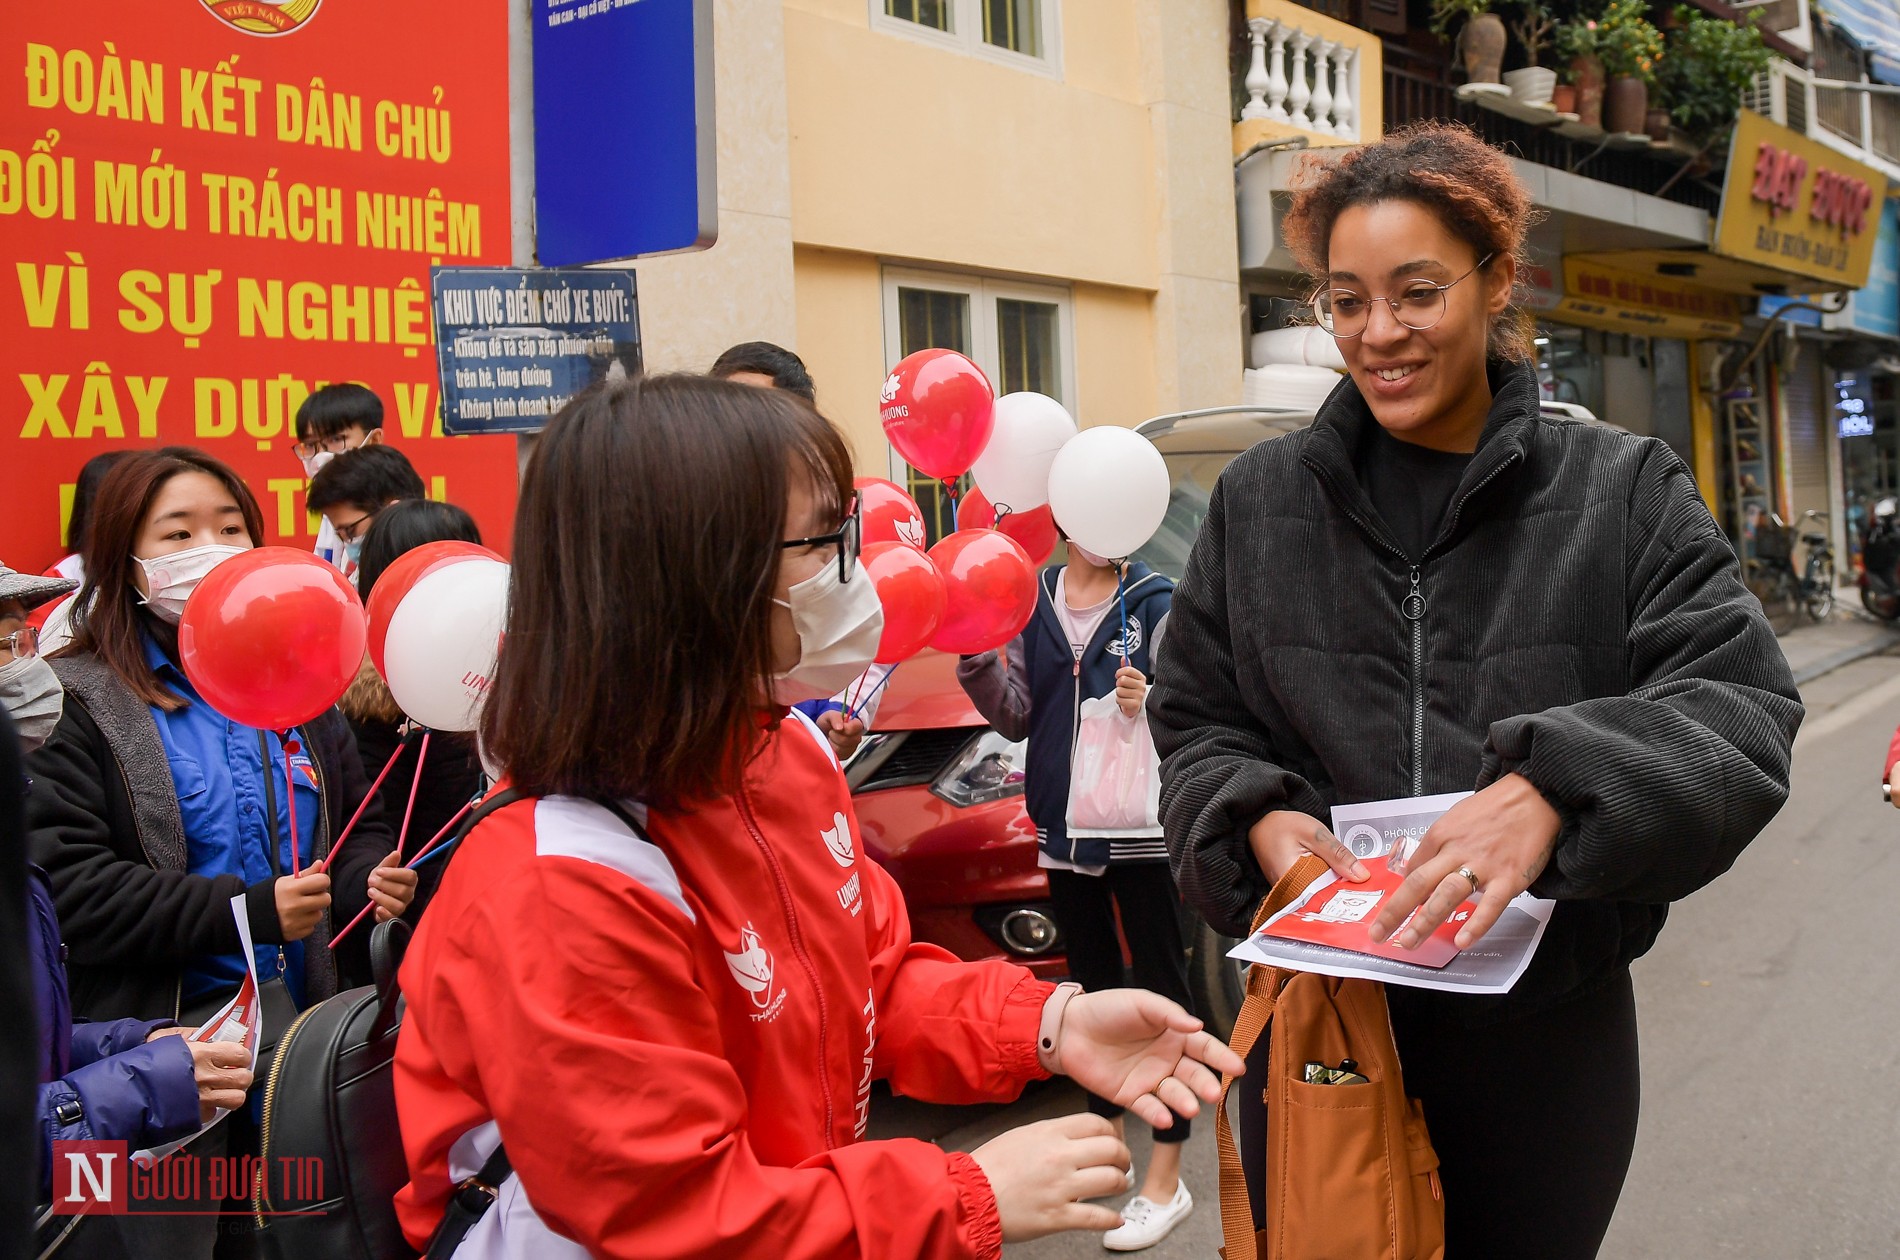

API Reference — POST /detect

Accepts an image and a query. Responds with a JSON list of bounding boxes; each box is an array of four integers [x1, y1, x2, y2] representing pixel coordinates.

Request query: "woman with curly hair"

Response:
[[1150, 123, 1801, 1256]]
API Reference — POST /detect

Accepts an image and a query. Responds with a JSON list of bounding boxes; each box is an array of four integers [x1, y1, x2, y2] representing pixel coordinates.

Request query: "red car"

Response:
[[847, 406, 1319, 1039]]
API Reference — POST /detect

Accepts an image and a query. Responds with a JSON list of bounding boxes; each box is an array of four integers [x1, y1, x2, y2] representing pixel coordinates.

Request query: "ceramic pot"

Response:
[[1462, 14, 1508, 84], [1569, 54, 1605, 129], [1503, 65, 1558, 106], [1605, 75, 1649, 136], [1645, 107, 1672, 141], [1551, 83, 1578, 114]]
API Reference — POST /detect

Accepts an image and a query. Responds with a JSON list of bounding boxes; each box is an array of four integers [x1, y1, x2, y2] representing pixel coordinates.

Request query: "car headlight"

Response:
[[930, 730, 1027, 807]]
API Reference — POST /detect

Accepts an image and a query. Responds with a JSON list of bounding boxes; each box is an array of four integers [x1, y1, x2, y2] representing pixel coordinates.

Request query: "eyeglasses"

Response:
[[291, 432, 362, 462], [779, 491, 862, 585], [1312, 254, 1496, 340], [1, 626, 40, 660], [330, 509, 381, 544]]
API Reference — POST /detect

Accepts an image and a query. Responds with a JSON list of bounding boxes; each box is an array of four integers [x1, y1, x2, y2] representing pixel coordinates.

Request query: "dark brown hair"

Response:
[[66, 447, 266, 711], [1283, 121, 1539, 361], [481, 374, 854, 808]]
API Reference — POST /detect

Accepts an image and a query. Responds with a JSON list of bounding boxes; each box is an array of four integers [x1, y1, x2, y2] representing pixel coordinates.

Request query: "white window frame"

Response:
[[880, 266, 1077, 483], [869, 0, 1064, 80]]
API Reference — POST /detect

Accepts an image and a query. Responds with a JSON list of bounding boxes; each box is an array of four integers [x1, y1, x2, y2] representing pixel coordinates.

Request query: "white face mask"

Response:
[[299, 448, 335, 479], [771, 561, 885, 705], [0, 653, 63, 753], [1068, 541, 1114, 569], [135, 544, 248, 624]]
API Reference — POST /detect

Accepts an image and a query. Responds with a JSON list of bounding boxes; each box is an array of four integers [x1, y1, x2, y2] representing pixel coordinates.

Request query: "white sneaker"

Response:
[[1102, 1182, 1193, 1252]]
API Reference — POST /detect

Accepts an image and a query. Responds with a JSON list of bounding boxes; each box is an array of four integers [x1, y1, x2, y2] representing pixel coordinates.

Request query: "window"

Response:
[[883, 268, 1075, 544], [875, 0, 1059, 71]]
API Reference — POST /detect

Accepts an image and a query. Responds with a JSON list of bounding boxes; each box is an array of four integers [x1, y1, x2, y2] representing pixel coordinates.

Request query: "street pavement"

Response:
[[870, 619, 1900, 1258]]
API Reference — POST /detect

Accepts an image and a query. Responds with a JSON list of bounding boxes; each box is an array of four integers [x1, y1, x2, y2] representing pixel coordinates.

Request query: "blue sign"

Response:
[[433, 267, 642, 436], [1838, 374, 1877, 438], [1756, 294, 1825, 326], [532, 0, 716, 266], [1841, 199, 1900, 339]]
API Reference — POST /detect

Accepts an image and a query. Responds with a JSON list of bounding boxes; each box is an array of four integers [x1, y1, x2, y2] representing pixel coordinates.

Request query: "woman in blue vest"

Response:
[[957, 540, 1191, 1252], [26, 447, 412, 1255]]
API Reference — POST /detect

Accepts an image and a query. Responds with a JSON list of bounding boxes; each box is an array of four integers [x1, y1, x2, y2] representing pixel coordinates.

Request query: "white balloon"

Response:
[[383, 559, 510, 732], [1047, 426, 1171, 559], [970, 392, 1078, 512]]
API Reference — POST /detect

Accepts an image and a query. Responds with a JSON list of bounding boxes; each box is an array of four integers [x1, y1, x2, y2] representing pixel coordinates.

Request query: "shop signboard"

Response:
[[1552, 258, 1745, 339], [1714, 110, 1885, 291], [1836, 199, 1900, 339], [0, 1, 520, 571], [434, 267, 641, 436]]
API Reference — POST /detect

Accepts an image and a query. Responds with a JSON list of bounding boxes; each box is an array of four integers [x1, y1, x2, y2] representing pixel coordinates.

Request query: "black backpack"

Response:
[[254, 788, 527, 1260]]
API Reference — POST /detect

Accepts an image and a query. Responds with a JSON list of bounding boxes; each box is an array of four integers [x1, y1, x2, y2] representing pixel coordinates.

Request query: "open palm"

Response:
[[1057, 989, 1246, 1128]]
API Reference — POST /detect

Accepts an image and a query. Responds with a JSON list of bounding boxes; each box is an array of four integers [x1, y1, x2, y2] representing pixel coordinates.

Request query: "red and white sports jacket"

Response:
[[394, 711, 1056, 1260]]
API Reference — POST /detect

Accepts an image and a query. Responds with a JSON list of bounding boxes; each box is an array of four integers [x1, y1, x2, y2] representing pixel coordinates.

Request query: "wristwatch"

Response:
[[1037, 982, 1084, 1074]]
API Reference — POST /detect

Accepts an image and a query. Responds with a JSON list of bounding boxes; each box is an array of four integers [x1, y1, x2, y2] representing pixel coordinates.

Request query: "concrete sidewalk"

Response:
[[1776, 600, 1900, 684]]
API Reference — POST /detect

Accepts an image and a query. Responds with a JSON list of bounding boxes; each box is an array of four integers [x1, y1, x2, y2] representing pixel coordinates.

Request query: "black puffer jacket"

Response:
[[1150, 361, 1803, 1018], [25, 652, 392, 1021]]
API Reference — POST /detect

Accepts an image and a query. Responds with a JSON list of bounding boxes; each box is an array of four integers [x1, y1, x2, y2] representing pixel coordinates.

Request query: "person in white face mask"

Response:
[[390, 375, 1245, 1260], [23, 447, 417, 1256], [0, 566, 78, 753], [291, 382, 388, 573]]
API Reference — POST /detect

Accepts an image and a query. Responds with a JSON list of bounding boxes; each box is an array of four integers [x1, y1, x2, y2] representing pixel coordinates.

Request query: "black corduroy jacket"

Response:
[[1149, 361, 1803, 1018]]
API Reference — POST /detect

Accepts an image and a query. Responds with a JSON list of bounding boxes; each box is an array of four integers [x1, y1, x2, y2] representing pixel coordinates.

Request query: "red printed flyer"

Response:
[[1261, 863, 1471, 970]]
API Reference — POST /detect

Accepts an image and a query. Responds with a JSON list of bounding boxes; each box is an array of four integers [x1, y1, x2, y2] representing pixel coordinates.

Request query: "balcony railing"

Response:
[[1233, 0, 1382, 154]]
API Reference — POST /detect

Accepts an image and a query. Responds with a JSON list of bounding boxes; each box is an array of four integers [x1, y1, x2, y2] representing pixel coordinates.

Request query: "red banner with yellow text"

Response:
[[1, 0, 517, 573]]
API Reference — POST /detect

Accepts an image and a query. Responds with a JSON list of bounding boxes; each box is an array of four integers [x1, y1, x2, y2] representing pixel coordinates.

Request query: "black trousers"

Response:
[[1046, 863, 1195, 1143], [1239, 970, 1641, 1258]]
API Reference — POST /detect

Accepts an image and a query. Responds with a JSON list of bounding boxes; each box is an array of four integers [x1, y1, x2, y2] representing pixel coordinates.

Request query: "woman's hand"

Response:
[[274, 867, 332, 941], [368, 850, 420, 923], [1114, 666, 1147, 718], [1053, 990, 1246, 1129], [970, 1115, 1130, 1241], [1247, 810, 1369, 886], [1369, 773, 1561, 951], [177, 1038, 252, 1123]]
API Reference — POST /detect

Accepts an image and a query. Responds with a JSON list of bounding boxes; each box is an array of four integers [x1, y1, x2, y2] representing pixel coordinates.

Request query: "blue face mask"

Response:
[[343, 538, 363, 570]]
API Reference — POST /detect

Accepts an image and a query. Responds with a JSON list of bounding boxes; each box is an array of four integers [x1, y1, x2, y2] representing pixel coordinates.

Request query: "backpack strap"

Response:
[[1216, 853, 1331, 1260], [425, 1143, 514, 1260]]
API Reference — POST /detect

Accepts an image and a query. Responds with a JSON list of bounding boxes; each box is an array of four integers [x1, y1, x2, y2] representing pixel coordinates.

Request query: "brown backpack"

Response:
[[1216, 855, 1447, 1260]]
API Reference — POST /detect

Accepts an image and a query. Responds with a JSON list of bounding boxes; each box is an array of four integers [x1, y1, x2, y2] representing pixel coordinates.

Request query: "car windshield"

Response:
[[1132, 448, 1242, 580]]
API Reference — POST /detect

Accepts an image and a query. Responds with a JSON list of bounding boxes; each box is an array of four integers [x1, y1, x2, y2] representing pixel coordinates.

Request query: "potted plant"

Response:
[[1505, 0, 1561, 106], [1433, 0, 1509, 86], [1652, 4, 1773, 145], [1556, 17, 1607, 128], [1593, 0, 1664, 135]]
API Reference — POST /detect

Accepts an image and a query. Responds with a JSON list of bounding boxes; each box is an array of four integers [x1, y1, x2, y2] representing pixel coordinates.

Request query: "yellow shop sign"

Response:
[[1714, 110, 1885, 289], [1552, 259, 1745, 338]]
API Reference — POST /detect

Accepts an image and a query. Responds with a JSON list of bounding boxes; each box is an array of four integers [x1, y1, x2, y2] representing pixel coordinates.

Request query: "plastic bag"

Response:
[[1066, 694, 1161, 838]]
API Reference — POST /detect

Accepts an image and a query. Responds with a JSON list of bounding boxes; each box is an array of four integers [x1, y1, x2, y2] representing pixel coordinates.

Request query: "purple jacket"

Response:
[[31, 865, 199, 1192]]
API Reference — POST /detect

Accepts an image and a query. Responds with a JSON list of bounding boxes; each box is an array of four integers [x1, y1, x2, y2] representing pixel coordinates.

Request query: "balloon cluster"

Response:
[[871, 348, 1173, 663], [179, 544, 509, 735]]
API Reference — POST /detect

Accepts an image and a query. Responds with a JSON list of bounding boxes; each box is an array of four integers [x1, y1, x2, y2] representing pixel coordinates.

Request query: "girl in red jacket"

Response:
[[393, 375, 1245, 1260]]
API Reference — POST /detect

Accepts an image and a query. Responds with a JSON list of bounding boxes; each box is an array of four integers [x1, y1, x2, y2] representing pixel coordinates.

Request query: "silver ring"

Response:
[[1456, 866, 1479, 891]]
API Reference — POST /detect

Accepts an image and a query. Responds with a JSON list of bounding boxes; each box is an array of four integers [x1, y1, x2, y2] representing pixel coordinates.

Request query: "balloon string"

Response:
[[394, 732, 431, 859], [319, 728, 417, 874], [846, 663, 899, 723], [282, 730, 301, 874], [1116, 563, 1131, 668], [328, 788, 478, 952]]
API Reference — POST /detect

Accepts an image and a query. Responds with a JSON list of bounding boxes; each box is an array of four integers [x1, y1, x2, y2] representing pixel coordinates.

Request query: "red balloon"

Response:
[[927, 530, 1038, 655], [958, 487, 1059, 567], [881, 349, 996, 481], [365, 541, 503, 677], [856, 477, 929, 551], [862, 542, 947, 664], [179, 548, 367, 731]]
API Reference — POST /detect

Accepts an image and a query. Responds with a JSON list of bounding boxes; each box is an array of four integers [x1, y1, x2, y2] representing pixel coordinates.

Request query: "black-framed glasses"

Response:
[[291, 432, 361, 462], [779, 491, 862, 584], [330, 507, 381, 545], [1, 625, 40, 660], [1312, 253, 1496, 339]]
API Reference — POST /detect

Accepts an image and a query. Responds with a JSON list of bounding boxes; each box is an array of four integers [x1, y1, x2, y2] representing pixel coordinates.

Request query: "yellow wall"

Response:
[[794, 245, 890, 469], [783, 6, 1161, 289], [1074, 283, 1159, 429]]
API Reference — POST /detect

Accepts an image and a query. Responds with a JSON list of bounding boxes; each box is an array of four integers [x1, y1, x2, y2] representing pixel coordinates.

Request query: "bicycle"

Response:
[[1751, 510, 1836, 624]]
